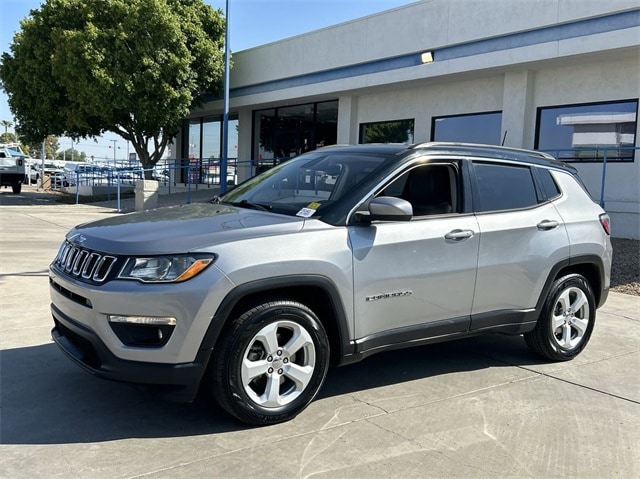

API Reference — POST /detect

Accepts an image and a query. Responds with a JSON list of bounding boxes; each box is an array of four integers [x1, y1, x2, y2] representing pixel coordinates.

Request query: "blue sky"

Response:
[[0, 0, 414, 160]]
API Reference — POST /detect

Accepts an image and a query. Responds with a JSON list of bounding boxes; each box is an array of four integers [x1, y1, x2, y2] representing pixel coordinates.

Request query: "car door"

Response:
[[348, 161, 480, 349], [470, 161, 570, 329]]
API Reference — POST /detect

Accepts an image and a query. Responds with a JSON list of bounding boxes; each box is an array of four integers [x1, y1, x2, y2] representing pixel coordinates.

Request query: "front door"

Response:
[[348, 162, 479, 348]]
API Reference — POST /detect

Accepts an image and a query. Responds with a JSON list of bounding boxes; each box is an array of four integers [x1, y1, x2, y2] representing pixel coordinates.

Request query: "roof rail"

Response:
[[410, 141, 556, 160]]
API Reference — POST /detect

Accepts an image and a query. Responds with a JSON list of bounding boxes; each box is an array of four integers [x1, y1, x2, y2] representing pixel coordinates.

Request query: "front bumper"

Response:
[[51, 303, 211, 402], [49, 260, 235, 401]]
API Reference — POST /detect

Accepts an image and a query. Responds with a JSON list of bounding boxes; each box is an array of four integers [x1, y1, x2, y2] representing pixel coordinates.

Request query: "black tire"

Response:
[[209, 300, 330, 425], [525, 274, 596, 361], [12, 182, 21, 194]]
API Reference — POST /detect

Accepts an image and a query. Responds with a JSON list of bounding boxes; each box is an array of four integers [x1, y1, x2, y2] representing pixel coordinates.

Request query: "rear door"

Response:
[[470, 161, 570, 328]]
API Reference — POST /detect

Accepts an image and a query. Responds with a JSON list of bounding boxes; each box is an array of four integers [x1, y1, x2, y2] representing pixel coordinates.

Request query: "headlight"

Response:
[[118, 254, 215, 283]]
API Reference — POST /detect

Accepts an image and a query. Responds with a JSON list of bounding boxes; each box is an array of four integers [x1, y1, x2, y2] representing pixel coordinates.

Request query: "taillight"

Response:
[[599, 213, 611, 236]]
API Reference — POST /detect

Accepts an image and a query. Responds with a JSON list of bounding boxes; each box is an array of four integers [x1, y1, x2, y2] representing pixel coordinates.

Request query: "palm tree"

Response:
[[1, 119, 13, 135], [1, 120, 14, 144]]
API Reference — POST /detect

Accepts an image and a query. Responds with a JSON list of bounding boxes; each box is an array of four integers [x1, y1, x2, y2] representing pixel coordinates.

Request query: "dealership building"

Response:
[[177, 0, 640, 239]]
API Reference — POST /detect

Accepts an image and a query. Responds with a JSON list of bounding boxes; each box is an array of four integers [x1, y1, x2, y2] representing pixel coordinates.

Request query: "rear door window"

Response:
[[473, 162, 538, 212]]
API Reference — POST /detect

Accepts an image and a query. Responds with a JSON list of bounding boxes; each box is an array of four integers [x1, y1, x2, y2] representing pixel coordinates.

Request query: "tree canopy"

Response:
[[0, 0, 226, 174]]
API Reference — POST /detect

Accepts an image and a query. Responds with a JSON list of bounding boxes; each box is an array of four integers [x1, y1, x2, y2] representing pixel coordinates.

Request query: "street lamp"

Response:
[[110, 139, 117, 168], [220, 0, 230, 193]]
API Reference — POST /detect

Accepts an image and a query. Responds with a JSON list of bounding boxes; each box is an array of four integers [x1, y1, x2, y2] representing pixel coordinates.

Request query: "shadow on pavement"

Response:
[[1, 334, 542, 445]]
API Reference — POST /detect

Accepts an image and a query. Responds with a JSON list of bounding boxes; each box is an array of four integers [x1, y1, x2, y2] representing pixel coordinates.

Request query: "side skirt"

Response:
[[339, 311, 537, 366]]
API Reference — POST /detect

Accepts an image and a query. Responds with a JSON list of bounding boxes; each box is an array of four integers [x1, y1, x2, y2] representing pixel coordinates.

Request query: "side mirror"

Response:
[[367, 196, 413, 222]]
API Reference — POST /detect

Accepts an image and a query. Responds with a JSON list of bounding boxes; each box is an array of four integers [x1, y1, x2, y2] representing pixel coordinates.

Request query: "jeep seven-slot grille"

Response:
[[54, 241, 117, 283]]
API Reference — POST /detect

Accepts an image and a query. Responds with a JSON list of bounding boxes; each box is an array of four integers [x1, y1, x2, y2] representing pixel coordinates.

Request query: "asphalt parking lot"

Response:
[[1, 190, 639, 478]]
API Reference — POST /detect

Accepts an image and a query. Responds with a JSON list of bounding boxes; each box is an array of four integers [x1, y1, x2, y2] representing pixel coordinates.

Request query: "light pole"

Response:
[[110, 139, 117, 168], [220, 0, 230, 194]]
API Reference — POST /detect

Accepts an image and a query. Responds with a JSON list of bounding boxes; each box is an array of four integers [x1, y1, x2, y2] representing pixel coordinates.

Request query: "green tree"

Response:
[[0, 0, 225, 178], [23, 135, 59, 159], [0, 132, 17, 143], [44, 136, 60, 159], [56, 148, 87, 162]]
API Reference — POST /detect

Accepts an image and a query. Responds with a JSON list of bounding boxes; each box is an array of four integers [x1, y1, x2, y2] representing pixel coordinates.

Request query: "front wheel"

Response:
[[525, 274, 596, 361], [209, 300, 330, 425]]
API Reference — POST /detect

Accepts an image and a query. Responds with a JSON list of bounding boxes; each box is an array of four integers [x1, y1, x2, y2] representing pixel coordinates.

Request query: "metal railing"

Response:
[[538, 146, 638, 208]]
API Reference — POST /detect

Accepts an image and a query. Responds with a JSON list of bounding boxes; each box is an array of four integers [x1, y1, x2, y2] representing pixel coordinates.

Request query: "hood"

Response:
[[67, 203, 304, 255]]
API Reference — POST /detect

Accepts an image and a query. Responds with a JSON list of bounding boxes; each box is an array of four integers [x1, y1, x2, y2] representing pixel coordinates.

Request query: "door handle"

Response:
[[445, 229, 474, 240], [537, 220, 559, 231]]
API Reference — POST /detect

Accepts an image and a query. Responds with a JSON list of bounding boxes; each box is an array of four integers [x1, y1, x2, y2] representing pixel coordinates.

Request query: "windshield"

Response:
[[221, 150, 391, 218]]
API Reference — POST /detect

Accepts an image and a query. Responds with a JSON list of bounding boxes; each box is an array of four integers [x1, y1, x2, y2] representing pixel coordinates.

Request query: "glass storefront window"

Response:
[[181, 115, 239, 184], [535, 100, 638, 162], [254, 109, 276, 160], [278, 104, 315, 158], [253, 101, 338, 171], [202, 117, 221, 160], [432, 111, 502, 145], [316, 101, 338, 149], [187, 119, 201, 160], [227, 119, 239, 159], [360, 119, 414, 144]]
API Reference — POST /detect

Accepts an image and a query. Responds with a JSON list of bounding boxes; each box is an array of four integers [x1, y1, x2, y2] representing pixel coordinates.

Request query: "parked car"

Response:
[[63, 163, 107, 186], [0, 143, 27, 193], [49, 143, 612, 425], [24, 163, 39, 183], [50, 171, 69, 189]]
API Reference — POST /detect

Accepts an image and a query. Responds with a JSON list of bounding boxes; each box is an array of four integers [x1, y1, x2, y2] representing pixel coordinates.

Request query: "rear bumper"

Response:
[[51, 304, 211, 402], [0, 172, 24, 186]]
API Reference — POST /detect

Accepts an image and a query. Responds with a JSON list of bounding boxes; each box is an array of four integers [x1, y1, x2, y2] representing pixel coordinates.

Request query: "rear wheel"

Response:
[[209, 300, 330, 425], [525, 274, 595, 361]]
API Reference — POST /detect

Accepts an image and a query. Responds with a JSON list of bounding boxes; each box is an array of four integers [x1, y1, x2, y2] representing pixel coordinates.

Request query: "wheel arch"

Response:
[[537, 255, 607, 314], [201, 275, 352, 366]]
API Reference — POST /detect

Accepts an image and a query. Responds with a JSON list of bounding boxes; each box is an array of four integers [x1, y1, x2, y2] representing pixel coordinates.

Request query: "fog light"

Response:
[[108, 315, 176, 347], [108, 315, 177, 326]]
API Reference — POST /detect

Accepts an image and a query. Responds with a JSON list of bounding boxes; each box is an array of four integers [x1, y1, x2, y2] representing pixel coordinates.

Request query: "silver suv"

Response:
[[50, 143, 612, 425]]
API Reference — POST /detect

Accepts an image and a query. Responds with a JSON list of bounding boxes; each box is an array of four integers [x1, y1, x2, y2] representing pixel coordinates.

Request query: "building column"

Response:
[[337, 96, 359, 145], [236, 108, 253, 183], [501, 70, 535, 149]]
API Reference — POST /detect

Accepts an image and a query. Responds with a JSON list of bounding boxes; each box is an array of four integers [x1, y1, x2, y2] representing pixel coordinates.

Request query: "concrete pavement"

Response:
[[1, 199, 639, 478]]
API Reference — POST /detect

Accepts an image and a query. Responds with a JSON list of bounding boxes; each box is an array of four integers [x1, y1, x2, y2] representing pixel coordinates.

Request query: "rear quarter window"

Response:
[[536, 167, 561, 200], [474, 162, 538, 212]]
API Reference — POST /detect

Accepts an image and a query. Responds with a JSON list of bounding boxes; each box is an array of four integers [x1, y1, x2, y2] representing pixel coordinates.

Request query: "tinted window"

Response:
[[474, 163, 537, 212], [432, 111, 502, 145], [536, 167, 561, 200]]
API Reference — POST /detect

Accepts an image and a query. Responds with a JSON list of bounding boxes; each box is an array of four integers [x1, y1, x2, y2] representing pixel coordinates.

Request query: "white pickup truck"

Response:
[[0, 143, 27, 194]]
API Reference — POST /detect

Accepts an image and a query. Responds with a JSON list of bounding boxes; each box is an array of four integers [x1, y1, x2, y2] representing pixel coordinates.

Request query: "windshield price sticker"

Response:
[[296, 202, 321, 218]]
